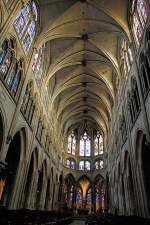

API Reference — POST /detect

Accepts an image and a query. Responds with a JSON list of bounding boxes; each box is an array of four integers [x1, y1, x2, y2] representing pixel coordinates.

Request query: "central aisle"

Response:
[[69, 220, 85, 225]]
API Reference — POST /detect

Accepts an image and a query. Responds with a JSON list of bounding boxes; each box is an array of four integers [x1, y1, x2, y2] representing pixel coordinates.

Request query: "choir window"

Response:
[[66, 159, 75, 169], [95, 160, 104, 170], [67, 131, 76, 155], [94, 131, 103, 156], [79, 131, 91, 156], [79, 160, 91, 171]]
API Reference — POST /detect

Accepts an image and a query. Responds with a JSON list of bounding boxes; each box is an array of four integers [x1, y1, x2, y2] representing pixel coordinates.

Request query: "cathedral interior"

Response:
[[0, 0, 150, 224]]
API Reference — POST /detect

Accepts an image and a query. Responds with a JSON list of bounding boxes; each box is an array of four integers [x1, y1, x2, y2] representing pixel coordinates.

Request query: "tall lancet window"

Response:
[[86, 188, 91, 209], [94, 131, 103, 156], [14, 1, 38, 53], [131, 0, 148, 47], [76, 187, 82, 208], [67, 131, 76, 155], [32, 45, 45, 87], [121, 39, 133, 75], [79, 131, 91, 156]]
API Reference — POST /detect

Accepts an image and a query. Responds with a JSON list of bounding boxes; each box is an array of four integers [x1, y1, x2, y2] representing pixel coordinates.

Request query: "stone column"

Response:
[[28, 171, 39, 209], [40, 178, 48, 210], [124, 175, 137, 216]]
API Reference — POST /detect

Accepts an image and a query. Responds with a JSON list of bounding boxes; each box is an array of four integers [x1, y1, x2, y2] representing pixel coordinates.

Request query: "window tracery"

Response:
[[7, 60, 23, 97], [86, 188, 91, 209], [0, 40, 23, 98], [95, 160, 104, 170], [79, 160, 90, 171], [66, 159, 75, 169], [94, 131, 103, 156], [121, 39, 133, 75], [76, 187, 82, 208], [131, 0, 148, 47], [32, 45, 45, 87], [79, 131, 91, 156], [0, 40, 13, 79], [14, 1, 38, 53], [67, 131, 76, 155], [21, 83, 35, 125]]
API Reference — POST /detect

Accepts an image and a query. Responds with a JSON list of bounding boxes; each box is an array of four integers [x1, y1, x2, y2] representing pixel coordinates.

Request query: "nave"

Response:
[[0, 0, 150, 223]]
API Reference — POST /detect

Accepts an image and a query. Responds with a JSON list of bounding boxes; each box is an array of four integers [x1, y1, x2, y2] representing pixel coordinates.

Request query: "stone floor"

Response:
[[69, 220, 85, 225]]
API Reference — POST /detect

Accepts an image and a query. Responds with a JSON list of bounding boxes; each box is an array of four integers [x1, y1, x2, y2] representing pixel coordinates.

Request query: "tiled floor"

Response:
[[69, 220, 85, 225]]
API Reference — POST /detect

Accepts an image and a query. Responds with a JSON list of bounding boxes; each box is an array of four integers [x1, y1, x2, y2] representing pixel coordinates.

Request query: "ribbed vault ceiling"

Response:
[[35, 0, 130, 140]]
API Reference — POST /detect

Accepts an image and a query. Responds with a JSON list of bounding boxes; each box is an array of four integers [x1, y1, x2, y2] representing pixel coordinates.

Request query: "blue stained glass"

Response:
[[14, 4, 30, 37], [0, 42, 7, 64], [0, 50, 6, 64], [77, 190, 82, 203], [0, 51, 13, 77], [87, 189, 91, 204], [96, 192, 101, 202], [28, 21, 36, 39], [22, 32, 32, 52], [15, 14, 26, 36], [7, 64, 18, 87], [32, 1, 38, 21], [22, 4, 30, 23], [22, 20, 36, 52], [14, 1, 38, 53], [11, 74, 20, 96]]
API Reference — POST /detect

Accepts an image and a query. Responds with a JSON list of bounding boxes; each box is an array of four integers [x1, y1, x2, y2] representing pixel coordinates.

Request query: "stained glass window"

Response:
[[79, 160, 90, 171], [86, 188, 91, 209], [131, 0, 148, 47], [65, 185, 74, 208], [70, 186, 73, 205], [79, 161, 84, 170], [68, 185, 74, 208], [0, 41, 8, 65], [67, 131, 76, 155], [133, 12, 143, 46], [14, 3, 30, 37], [11, 71, 21, 96], [121, 39, 133, 74], [85, 161, 90, 170], [79, 131, 91, 156], [32, 45, 45, 87], [137, 0, 148, 27], [95, 160, 104, 170], [7, 63, 18, 87], [95, 188, 102, 211], [0, 45, 13, 79], [76, 187, 82, 208], [66, 159, 75, 169], [14, 1, 38, 53], [94, 131, 103, 156]]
